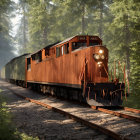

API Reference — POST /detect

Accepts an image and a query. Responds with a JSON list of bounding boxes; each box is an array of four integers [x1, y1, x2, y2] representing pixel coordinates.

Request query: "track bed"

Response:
[[0, 80, 140, 140]]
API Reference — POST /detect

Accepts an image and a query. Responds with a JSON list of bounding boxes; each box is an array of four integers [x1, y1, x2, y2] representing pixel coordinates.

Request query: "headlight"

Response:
[[99, 49, 103, 54], [100, 54, 105, 59], [97, 61, 102, 67], [97, 61, 102, 65], [94, 54, 100, 59]]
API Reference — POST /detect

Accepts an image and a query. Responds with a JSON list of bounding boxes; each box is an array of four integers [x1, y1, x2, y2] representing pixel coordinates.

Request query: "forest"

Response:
[[0, 0, 140, 108]]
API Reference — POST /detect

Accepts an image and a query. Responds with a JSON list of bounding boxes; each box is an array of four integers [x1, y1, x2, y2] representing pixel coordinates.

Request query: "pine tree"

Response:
[[26, 0, 54, 52], [15, 0, 29, 54], [0, 0, 15, 69], [105, 0, 140, 95]]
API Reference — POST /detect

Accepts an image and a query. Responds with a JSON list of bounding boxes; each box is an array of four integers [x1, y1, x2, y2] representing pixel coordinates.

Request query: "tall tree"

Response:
[[51, 0, 99, 38], [15, 0, 28, 54], [26, 0, 54, 52], [105, 0, 140, 93], [0, 0, 15, 69]]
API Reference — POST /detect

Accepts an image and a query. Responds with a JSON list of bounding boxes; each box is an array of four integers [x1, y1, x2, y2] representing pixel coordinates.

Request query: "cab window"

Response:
[[72, 42, 86, 51], [89, 41, 99, 46], [32, 51, 42, 63], [61, 46, 64, 56], [37, 52, 42, 62], [64, 43, 69, 54], [45, 49, 49, 56], [56, 47, 60, 57], [27, 58, 31, 71]]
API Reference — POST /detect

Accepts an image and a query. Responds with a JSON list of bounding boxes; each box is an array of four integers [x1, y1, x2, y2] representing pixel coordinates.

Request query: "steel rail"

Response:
[[123, 107, 140, 114], [8, 89, 129, 140], [91, 106, 140, 123]]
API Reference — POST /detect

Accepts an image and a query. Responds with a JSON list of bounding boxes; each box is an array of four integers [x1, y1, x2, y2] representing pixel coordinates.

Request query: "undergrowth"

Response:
[[123, 92, 140, 109], [0, 89, 39, 140]]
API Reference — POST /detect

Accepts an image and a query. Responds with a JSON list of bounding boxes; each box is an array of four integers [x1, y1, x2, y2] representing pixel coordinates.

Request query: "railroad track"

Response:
[[1, 80, 140, 140], [91, 106, 140, 123], [5, 89, 126, 140]]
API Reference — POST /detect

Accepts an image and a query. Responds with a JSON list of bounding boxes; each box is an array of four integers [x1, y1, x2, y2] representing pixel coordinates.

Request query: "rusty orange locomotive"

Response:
[[1, 35, 125, 106], [25, 35, 124, 106]]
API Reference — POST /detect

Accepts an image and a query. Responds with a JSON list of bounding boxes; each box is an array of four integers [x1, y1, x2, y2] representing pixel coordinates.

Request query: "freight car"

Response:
[[1, 35, 125, 106], [0, 54, 29, 87]]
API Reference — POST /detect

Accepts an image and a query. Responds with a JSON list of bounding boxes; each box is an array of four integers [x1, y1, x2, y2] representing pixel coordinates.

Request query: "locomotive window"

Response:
[[89, 42, 99, 46], [45, 49, 49, 56], [61, 46, 64, 56], [33, 51, 42, 63], [72, 42, 86, 51], [38, 52, 42, 62], [27, 58, 31, 71], [56, 47, 60, 57], [39, 52, 42, 62], [32, 55, 35, 60], [64, 43, 69, 54]]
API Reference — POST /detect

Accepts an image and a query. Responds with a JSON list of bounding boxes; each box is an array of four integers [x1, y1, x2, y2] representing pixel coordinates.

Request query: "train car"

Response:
[[2, 54, 30, 87], [0, 66, 6, 79], [26, 35, 125, 106]]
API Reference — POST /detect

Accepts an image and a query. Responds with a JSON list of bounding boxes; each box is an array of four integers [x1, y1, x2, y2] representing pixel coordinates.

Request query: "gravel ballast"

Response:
[[0, 80, 113, 140]]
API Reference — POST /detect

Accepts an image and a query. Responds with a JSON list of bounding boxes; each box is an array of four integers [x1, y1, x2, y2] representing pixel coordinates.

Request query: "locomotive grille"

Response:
[[97, 66, 108, 77]]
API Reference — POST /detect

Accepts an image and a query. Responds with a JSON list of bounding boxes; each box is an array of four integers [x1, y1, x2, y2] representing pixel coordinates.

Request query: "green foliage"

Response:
[[25, 0, 111, 53], [105, 0, 140, 108], [0, 95, 20, 140], [19, 133, 39, 140], [106, 0, 140, 93], [0, 93, 39, 140], [130, 41, 140, 93], [123, 93, 140, 109]]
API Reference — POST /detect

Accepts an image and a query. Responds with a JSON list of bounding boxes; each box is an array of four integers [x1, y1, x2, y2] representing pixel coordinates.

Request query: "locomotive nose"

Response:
[[92, 46, 108, 82]]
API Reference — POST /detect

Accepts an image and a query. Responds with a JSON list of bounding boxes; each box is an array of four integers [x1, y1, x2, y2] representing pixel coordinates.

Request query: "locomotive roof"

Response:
[[26, 41, 60, 58], [53, 36, 76, 47], [26, 36, 75, 58], [30, 36, 76, 56], [53, 35, 102, 47], [26, 35, 102, 58]]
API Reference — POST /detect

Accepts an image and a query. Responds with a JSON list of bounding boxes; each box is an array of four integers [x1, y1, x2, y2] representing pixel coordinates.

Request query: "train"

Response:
[[0, 35, 125, 106]]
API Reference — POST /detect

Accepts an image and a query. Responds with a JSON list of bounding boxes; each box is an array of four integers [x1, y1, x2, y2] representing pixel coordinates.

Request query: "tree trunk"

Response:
[[23, 3, 26, 49], [99, 0, 103, 39], [124, 14, 130, 81], [81, 4, 85, 34]]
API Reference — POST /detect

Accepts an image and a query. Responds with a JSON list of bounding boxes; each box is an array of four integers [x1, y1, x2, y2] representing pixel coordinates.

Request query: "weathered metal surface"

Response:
[[25, 35, 125, 106], [2, 54, 29, 81], [26, 35, 108, 87], [0, 66, 5, 79]]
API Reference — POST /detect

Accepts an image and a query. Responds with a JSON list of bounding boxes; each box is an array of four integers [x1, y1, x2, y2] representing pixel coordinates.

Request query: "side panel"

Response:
[[0, 67, 5, 79], [26, 48, 91, 86], [5, 54, 28, 81]]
